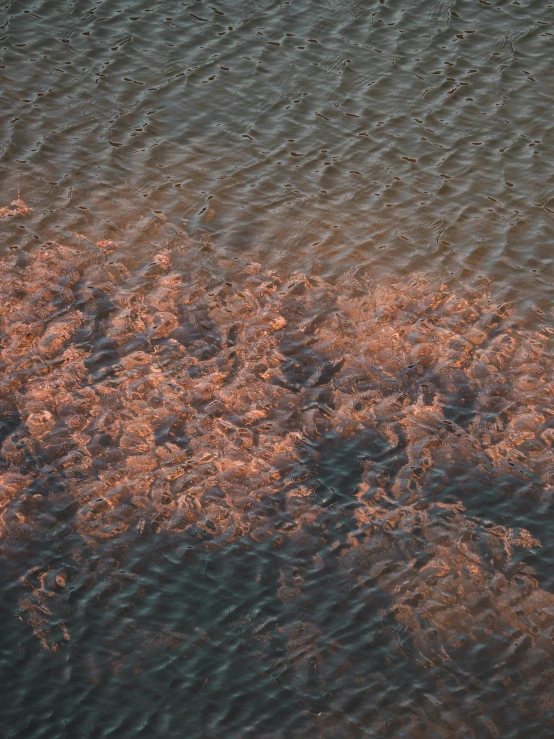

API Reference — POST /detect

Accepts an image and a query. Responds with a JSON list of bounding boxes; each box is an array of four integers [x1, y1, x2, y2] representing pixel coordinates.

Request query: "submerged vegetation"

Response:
[[1, 201, 554, 734]]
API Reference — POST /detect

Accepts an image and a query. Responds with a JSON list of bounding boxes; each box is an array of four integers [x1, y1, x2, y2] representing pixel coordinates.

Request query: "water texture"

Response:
[[1, 0, 554, 737]]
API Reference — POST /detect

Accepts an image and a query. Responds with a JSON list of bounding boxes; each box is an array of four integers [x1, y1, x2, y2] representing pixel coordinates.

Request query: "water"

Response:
[[1, 1, 554, 736]]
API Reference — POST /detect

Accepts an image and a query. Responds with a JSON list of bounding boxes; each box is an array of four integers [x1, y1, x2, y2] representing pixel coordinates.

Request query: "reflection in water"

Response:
[[2, 201, 554, 736]]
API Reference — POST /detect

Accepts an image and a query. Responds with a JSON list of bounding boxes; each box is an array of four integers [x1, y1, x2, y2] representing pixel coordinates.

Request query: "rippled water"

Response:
[[2, 1, 554, 737]]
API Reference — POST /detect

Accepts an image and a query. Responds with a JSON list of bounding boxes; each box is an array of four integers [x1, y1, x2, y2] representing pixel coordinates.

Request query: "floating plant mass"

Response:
[[1, 201, 554, 732]]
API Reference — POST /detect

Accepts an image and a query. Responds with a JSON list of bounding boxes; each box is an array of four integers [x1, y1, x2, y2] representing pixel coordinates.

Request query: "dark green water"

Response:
[[1, 1, 554, 737]]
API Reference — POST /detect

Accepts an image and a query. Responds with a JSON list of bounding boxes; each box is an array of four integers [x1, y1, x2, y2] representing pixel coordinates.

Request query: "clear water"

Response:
[[1, 1, 554, 737]]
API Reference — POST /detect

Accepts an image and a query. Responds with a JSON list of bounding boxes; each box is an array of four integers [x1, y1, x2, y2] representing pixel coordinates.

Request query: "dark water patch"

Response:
[[440, 375, 479, 429], [0, 404, 21, 450], [84, 337, 121, 381], [309, 429, 395, 509]]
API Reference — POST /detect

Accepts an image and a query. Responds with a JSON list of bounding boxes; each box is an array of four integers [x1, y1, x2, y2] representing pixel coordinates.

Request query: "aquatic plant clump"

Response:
[[1, 202, 554, 734]]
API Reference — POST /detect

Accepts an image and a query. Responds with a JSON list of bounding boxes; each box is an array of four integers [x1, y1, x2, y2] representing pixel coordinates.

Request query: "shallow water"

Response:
[[1, 1, 554, 737]]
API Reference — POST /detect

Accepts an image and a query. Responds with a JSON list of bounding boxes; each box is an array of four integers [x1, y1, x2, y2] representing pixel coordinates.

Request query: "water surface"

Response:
[[1, 1, 554, 737]]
